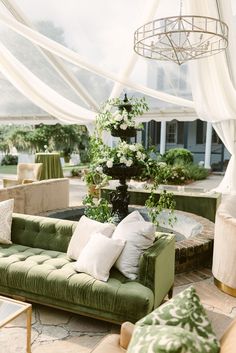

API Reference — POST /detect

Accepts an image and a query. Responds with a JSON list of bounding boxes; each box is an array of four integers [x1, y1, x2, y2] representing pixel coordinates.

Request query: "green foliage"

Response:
[[79, 150, 90, 163], [162, 148, 193, 165], [87, 136, 110, 164], [82, 195, 115, 223], [145, 190, 176, 227], [1, 154, 18, 166], [185, 164, 209, 181], [154, 163, 190, 185], [83, 166, 110, 187], [0, 142, 10, 154], [5, 124, 89, 155], [71, 168, 83, 177]]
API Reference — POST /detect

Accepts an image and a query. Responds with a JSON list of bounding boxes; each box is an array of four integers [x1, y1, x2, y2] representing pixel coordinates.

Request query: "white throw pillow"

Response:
[[67, 215, 116, 260], [0, 199, 14, 244], [113, 211, 155, 280], [75, 232, 125, 281]]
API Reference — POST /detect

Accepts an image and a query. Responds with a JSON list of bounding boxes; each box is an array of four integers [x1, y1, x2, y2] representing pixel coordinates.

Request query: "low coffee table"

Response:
[[0, 296, 32, 353]]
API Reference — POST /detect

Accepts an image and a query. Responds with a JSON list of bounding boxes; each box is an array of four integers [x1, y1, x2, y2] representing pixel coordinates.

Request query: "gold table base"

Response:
[[214, 277, 236, 297]]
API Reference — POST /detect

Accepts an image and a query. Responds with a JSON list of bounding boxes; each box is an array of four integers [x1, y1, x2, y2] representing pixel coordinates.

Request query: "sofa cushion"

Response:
[[67, 215, 116, 260], [113, 211, 155, 280], [11, 214, 76, 253], [75, 233, 125, 281], [0, 243, 154, 322], [0, 199, 14, 244], [127, 286, 220, 353]]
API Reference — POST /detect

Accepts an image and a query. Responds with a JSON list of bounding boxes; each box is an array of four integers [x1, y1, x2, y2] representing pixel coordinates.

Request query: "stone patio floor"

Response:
[[1, 173, 235, 352]]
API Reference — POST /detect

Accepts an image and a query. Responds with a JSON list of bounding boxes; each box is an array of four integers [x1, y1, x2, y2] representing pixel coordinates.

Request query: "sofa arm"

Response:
[[120, 322, 135, 349], [220, 317, 236, 353], [22, 179, 35, 184], [138, 233, 175, 308], [3, 178, 21, 188]]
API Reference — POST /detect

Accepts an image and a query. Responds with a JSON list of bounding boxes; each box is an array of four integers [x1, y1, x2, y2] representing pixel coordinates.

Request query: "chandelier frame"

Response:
[[134, 15, 229, 65]]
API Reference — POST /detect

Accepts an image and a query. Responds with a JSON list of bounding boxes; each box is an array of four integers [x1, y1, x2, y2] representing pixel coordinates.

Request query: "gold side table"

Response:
[[0, 296, 32, 353]]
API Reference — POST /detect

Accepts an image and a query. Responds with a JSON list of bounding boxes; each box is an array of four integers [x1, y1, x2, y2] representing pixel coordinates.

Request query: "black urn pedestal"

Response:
[[103, 164, 141, 222]]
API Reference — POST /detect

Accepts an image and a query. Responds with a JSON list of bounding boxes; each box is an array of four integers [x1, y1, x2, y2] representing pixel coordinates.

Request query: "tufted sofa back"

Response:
[[10, 213, 175, 309], [11, 213, 77, 253]]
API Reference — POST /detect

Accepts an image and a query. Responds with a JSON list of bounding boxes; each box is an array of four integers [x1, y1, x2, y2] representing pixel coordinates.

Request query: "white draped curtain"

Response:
[[187, 0, 236, 193], [1, 0, 236, 193], [0, 9, 194, 126]]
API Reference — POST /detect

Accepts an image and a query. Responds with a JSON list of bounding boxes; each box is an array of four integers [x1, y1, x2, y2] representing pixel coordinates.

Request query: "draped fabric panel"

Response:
[[186, 0, 236, 193], [109, 0, 161, 100], [0, 12, 194, 110], [213, 121, 236, 194], [0, 41, 96, 124]]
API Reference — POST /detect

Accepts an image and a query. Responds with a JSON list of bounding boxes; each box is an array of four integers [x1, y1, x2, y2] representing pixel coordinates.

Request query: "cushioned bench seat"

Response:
[[0, 244, 154, 323]]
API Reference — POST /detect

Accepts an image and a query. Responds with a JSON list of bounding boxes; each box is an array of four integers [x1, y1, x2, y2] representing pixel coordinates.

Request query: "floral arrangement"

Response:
[[98, 141, 147, 169], [96, 96, 149, 132]]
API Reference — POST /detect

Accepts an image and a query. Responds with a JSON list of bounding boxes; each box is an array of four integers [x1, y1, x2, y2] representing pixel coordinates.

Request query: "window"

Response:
[[196, 119, 206, 144], [166, 121, 177, 143], [148, 121, 161, 146]]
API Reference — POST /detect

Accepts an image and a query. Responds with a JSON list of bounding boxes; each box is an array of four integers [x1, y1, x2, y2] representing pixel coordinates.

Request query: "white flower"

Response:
[[142, 153, 146, 160], [44, 145, 48, 149], [114, 113, 123, 122], [95, 166, 103, 173], [106, 160, 113, 168], [120, 123, 128, 130], [137, 151, 143, 159], [120, 156, 127, 164], [129, 145, 136, 151], [121, 110, 129, 120], [126, 159, 133, 167], [158, 162, 167, 167]]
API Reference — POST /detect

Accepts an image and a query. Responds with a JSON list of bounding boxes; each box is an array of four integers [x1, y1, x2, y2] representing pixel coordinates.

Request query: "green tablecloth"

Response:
[[35, 153, 64, 180]]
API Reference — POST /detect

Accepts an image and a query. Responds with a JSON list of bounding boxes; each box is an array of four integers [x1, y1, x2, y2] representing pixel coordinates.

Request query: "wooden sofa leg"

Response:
[[168, 285, 174, 299]]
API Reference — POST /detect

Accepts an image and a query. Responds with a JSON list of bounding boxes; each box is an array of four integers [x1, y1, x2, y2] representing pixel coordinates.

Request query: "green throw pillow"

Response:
[[127, 286, 220, 353], [128, 325, 216, 353]]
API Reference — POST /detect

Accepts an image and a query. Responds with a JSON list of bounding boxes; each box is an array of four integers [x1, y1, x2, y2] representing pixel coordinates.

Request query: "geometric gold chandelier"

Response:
[[134, 1, 229, 65]]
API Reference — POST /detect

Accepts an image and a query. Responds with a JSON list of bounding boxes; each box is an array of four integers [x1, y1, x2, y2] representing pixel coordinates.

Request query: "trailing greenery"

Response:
[[82, 195, 116, 223], [145, 189, 176, 227], [162, 148, 193, 165], [82, 166, 110, 188], [1, 154, 18, 166]]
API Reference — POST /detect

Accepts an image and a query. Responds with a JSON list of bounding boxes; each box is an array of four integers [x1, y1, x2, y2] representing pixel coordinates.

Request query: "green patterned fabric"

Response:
[[127, 286, 220, 353]]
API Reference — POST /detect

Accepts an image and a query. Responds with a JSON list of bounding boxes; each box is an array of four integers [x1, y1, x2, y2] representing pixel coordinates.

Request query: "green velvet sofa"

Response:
[[0, 213, 175, 324]]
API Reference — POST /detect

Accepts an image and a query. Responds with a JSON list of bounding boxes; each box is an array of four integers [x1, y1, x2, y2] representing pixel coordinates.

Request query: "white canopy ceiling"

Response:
[[0, 0, 234, 125]]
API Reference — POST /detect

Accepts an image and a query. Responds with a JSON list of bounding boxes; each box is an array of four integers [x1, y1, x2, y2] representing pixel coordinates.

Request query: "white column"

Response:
[[204, 122, 212, 169], [160, 121, 166, 155]]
